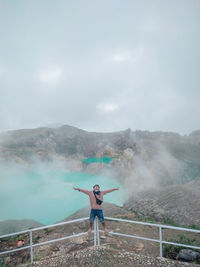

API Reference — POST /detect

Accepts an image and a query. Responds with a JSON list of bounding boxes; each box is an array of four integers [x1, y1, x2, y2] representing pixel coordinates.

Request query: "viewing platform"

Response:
[[1, 216, 200, 266]]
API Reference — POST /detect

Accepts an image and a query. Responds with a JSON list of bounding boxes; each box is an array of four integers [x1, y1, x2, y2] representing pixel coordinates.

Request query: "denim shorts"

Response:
[[89, 209, 104, 222]]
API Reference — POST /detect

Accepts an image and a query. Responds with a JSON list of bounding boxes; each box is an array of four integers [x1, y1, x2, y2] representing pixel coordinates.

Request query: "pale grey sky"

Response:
[[0, 0, 200, 134]]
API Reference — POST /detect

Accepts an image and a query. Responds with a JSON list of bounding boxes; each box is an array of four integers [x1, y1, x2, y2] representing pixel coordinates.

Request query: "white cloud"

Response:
[[0, 64, 5, 77], [39, 66, 64, 85], [141, 18, 160, 33], [97, 103, 119, 112], [112, 52, 130, 62], [111, 48, 145, 66]]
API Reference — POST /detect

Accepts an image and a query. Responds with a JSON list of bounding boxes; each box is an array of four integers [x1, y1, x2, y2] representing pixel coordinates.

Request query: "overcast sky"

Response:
[[0, 0, 200, 135]]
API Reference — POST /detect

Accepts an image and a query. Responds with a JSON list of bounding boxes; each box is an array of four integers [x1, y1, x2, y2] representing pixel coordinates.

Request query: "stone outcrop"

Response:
[[178, 249, 200, 262]]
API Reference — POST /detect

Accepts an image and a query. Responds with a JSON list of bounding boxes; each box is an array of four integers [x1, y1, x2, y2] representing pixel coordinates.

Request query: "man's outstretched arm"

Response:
[[102, 187, 119, 195], [73, 187, 90, 195]]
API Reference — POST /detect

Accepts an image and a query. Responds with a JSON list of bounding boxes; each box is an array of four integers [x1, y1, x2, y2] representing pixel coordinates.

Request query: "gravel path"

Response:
[[21, 246, 199, 267]]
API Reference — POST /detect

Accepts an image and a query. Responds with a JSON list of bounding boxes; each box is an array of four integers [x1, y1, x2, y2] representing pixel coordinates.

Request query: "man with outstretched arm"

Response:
[[73, 185, 119, 235]]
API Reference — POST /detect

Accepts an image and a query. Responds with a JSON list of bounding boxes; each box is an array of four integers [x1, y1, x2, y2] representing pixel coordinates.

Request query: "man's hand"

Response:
[[73, 187, 79, 191]]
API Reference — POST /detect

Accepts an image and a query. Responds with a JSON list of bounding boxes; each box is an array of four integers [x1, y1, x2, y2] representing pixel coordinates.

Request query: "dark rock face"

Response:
[[0, 126, 134, 163], [178, 249, 200, 261]]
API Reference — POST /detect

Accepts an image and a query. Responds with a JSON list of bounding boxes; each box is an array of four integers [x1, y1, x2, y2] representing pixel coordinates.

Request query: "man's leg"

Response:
[[102, 222, 109, 235], [88, 222, 93, 234], [88, 209, 95, 234], [97, 209, 109, 235]]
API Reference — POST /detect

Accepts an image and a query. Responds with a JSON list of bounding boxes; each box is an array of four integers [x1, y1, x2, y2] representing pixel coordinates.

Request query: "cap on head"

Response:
[[93, 184, 100, 189]]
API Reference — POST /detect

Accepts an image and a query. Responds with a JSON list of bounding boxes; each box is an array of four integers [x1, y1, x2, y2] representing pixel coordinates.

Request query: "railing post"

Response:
[[159, 226, 163, 258], [94, 217, 97, 246], [96, 218, 100, 246], [1, 217, 200, 263], [30, 230, 33, 264]]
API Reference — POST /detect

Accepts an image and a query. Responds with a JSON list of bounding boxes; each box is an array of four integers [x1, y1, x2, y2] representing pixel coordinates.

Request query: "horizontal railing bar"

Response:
[[0, 217, 89, 239], [99, 230, 160, 243], [100, 230, 200, 250], [1, 217, 199, 240], [99, 230, 200, 252], [0, 245, 31, 256], [0, 232, 88, 256], [105, 217, 200, 233], [0, 230, 31, 239], [162, 241, 200, 250], [31, 217, 89, 232], [32, 232, 87, 248]]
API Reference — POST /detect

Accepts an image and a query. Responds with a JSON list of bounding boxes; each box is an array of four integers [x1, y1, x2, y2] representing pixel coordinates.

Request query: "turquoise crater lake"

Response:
[[0, 167, 125, 225], [82, 157, 117, 164]]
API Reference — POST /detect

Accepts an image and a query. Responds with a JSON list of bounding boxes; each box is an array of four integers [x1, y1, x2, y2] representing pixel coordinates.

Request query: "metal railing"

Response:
[[0, 217, 89, 264], [0, 216, 200, 264], [104, 217, 200, 258]]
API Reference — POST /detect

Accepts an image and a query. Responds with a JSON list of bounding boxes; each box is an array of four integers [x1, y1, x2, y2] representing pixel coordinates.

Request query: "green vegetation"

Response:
[[0, 236, 17, 242], [163, 235, 200, 260], [0, 258, 12, 267], [187, 224, 200, 230], [33, 257, 41, 261], [32, 236, 40, 243], [160, 215, 180, 227], [43, 228, 52, 233], [0, 234, 25, 242]]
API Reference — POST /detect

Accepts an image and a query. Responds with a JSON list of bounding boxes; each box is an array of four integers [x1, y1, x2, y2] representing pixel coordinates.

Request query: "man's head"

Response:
[[93, 184, 100, 191]]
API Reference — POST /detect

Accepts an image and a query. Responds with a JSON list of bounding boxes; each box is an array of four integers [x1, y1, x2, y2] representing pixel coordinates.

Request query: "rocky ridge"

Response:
[[124, 177, 200, 227], [1, 125, 200, 186]]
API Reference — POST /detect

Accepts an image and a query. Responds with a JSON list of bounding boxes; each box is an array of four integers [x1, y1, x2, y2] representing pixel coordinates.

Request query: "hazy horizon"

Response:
[[0, 122, 200, 136]]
